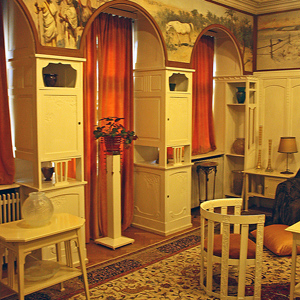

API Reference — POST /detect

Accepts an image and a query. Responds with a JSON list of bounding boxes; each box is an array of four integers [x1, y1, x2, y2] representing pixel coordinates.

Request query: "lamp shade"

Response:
[[278, 137, 298, 154]]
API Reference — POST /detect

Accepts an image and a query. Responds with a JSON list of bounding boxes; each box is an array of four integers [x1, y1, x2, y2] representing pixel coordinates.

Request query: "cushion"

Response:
[[251, 224, 300, 256], [204, 233, 256, 259]]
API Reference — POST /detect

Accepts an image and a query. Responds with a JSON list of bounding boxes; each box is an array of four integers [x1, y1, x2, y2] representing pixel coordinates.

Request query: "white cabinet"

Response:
[[8, 54, 86, 262], [10, 55, 85, 189], [133, 165, 191, 235], [214, 76, 259, 197], [133, 68, 193, 235]]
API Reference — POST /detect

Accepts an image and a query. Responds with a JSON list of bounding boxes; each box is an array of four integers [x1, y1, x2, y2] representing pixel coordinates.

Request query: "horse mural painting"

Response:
[[166, 20, 194, 47]]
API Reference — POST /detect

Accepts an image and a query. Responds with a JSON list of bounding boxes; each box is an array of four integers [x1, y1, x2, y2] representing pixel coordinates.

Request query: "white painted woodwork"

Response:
[[9, 54, 86, 188], [200, 198, 265, 299], [255, 70, 300, 174], [0, 213, 90, 300], [4, 0, 87, 263], [95, 155, 134, 249], [214, 76, 258, 198], [133, 165, 192, 236], [133, 68, 193, 235], [134, 68, 193, 167]]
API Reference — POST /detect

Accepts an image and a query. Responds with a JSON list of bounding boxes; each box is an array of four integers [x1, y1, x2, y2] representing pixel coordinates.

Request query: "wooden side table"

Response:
[[0, 213, 90, 300], [243, 168, 294, 211], [286, 222, 300, 299]]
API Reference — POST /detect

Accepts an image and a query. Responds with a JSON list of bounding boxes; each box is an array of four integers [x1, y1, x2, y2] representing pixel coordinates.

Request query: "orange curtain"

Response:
[[192, 35, 216, 155], [0, 2, 15, 185], [84, 13, 134, 241]]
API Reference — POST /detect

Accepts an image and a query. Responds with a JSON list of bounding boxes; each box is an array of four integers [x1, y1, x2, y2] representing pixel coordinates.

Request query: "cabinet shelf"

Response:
[[227, 103, 246, 107], [134, 161, 193, 170], [18, 178, 86, 191], [226, 153, 245, 158]]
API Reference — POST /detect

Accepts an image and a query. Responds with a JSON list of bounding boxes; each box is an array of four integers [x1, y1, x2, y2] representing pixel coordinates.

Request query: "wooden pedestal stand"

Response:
[[95, 154, 134, 250]]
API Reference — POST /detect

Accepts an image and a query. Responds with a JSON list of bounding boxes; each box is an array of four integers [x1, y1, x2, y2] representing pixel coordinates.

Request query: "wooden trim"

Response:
[[253, 15, 258, 72], [166, 61, 191, 69]]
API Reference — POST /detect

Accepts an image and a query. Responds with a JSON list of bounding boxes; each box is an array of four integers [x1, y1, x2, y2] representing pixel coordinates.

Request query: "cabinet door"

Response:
[[166, 95, 191, 145], [264, 177, 286, 199], [166, 167, 191, 222], [39, 92, 83, 160]]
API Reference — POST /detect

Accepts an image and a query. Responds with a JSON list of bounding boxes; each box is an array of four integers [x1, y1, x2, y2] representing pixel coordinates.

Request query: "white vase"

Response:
[[22, 192, 54, 227]]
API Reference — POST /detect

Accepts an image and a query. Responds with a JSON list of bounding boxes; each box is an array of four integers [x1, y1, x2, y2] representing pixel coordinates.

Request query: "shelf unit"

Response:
[[133, 68, 194, 235], [8, 54, 86, 263], [214, 76, 259, 198]]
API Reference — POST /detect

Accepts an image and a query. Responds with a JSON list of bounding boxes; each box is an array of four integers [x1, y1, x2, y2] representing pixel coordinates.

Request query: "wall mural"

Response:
[[257, 10, 300, 71], [22, 0, 253, 71]]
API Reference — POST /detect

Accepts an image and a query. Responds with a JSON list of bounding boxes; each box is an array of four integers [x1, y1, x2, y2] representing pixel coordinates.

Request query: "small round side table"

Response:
[[196, 161, 218, 204]]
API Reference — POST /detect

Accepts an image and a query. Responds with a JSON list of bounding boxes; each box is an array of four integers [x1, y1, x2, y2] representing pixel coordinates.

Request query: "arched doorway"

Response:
[[190, 25, 248, 207], [81, 1, 166, 69]]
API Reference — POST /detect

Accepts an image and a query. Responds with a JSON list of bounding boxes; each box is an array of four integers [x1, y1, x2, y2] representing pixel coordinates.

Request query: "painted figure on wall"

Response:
[[33, 0, 97, 48], [166, 21, 194, 47], [59, 0, 78, 48], [35, 0, 58, 46]]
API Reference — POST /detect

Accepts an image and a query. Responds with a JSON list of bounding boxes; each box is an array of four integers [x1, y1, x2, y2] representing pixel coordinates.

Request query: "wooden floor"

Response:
[[85, 207, 201, 268], [85, 204, 272, 268]]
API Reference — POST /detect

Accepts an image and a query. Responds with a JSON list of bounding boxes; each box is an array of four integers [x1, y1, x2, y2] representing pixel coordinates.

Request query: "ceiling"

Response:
[[214, 0, 300, 14]]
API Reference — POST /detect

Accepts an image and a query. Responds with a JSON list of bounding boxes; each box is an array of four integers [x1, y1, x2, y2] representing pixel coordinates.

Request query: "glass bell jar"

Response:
[[22, 192, 54, 227]]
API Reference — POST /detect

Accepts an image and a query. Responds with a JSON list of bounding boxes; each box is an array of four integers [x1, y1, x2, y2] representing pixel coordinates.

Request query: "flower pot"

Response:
[[104, 136, 122, 154]]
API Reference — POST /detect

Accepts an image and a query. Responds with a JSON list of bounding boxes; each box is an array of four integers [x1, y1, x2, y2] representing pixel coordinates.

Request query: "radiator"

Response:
[[0, 190, 21, 264], [0, 191, 21, 224]]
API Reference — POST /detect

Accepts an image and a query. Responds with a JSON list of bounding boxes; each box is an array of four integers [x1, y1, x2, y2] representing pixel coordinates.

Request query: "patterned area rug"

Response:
[[3, 227, 300, 300]]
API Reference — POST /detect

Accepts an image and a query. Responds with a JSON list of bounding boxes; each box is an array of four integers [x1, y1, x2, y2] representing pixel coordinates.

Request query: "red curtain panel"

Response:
[[0, 2, 15, 185], [192, 35, 216, 155], [84, 13, 134, 240]]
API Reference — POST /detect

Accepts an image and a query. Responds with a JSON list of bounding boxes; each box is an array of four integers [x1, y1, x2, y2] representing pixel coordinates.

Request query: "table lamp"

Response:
[[278, 137, 298, 174]]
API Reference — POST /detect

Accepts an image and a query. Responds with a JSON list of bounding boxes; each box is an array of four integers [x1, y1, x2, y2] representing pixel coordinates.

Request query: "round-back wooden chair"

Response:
[[200, 198, 265, 300]]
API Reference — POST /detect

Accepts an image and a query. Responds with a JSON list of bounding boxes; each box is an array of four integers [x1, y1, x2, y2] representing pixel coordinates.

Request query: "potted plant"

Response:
[[93, 117, 138, 153]]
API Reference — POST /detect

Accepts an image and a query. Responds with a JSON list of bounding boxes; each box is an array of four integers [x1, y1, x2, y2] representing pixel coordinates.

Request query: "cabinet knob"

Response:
[[167, 118, 170, 121], [167, 195, 169, 198], [78, 122, 81, 125]]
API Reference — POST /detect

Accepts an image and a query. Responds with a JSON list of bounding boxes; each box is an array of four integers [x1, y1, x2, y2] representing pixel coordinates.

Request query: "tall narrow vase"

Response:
[[236, 87, 246, 104]]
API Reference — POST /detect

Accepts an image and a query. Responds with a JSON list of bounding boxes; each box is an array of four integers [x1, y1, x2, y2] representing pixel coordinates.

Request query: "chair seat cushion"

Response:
[[204, 233, 256, 259], [251, 224, 300, 256]]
